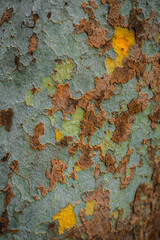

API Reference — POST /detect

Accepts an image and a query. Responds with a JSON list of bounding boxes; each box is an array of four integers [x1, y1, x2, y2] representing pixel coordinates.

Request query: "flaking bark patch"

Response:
[[30, 122, 45, 151], [0, 8, 13, 27], [0, 108, 13, 132]]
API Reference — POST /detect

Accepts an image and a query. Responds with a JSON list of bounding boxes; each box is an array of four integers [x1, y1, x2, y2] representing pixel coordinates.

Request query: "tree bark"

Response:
[[0, 0, 160, 239]]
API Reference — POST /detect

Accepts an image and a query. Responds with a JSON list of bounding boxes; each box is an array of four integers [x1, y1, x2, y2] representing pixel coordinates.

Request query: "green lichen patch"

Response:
[[40, 76, 56, 96], [52, 58, 74, 84], [61, 107, 85, 139], [25, 89, 34, 107]]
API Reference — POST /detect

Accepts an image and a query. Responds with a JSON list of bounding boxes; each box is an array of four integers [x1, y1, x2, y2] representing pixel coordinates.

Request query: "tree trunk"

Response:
[[0, 0, 160, 239]]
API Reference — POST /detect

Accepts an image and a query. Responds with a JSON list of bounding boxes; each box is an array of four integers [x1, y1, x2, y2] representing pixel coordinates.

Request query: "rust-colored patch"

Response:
[[70, 171, 78, 180], [79, 109, 107, 141], [128, 92, 149, 114], [111, 111, 135, 143], [94, 163, 103, 180], [74, 0, 111, 54], [30, 122, 45, 151], [66, 183, 111, 239], [100, 148, 138, 188], [28, 34, 39, 54], [0, 184, 14, 235], [48, 83, 79, 120], [108, 115, 116, 125], [0, 108, 13, 132], [1, 153, 11, 163], [84, 74, 114, 107], [107, 0, 124, 27], [10, 160, 19, 173], [0, 8, 13, 27], [31, 84, 38, 95], [31, 13, 39, 28], [56, 136, 73, 147], [114, 148, 136, 189], [37, 159, 67, 197], [65, 148, 160, 240], [69, 142, 94, 170], [148, 89, 160, 130]]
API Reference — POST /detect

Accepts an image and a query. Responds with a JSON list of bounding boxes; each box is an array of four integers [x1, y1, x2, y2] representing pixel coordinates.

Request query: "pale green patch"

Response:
[[141, 192, 147, 200], [52, 58, 74, 83], [99, 130, 129, 158], [25, 89, 34, 107], [126, 168, 131, 177], [139, 144, 147, 156], [48, 116, 56, 128], [61, 107, 85, 139], [99, 130, 114, 155], [104, 172, 113, 183], [154, 124, 160, 141], [40, 76, 56, 96], [119, 101, 128, 113]]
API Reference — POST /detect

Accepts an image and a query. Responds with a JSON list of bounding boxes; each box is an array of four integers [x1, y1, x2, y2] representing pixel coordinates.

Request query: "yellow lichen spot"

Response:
[[105, 57, 117, 75], [112, 209, 119, 219], [85, 200, 97, 216], [53, 203, 77, 235], [113, 27, 135, 58], [55, 129, 63, 142], [156, 32, 160, 43], [74, 165, 82, 172], [105, 27, 135, 74]]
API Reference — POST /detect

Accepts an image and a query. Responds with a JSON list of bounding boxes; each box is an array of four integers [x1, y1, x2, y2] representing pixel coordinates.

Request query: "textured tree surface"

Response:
[[0, 0, 160, 239]]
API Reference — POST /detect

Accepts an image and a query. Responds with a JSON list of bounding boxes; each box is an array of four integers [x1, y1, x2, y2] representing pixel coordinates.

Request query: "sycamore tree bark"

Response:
[[0, 0, 160, 239]]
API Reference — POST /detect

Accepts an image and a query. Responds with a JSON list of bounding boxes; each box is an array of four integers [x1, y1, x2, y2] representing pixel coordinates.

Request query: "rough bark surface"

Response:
[[0, 0, 160, 239]]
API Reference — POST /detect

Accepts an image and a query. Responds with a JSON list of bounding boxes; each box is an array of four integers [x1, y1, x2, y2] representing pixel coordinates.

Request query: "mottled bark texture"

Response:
[[0, 0, 160, 239]]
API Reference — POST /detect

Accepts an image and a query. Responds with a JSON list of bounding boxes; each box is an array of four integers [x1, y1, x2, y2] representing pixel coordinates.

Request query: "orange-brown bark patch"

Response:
[[128, 92, 149, 114], [0, 184, 14, 235], [69, 142, 94, 170], [70, 171, 78, 180], [1, 153, 11, 163], [31, 84, 38, 95], [10, 160, 19, 173], [37, 159, 66, 197], [111, 111, 135, 143], [28, 34, 39, 54], [0, 8, 13, 27], [84, 74, 114, 108], [0, 108, 13, 132], [30, 122, 45, 151], [107, 0, 122, 27], [74, 0, 111, 54], [94, 163, 103, 180], [48, 83, 79, 120], [79, 109, 107, 141], [56, 136, 73, 147], [148, 86, 160, 129]]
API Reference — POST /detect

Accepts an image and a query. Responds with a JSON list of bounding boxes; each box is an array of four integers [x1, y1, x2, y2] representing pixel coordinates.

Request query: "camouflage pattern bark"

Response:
[[0, 0, 160, 239]]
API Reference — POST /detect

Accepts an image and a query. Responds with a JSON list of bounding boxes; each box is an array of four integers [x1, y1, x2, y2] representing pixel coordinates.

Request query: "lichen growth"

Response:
[[53, 203, 77, 234], [52, 58, 74, 83], [40, 76, 56, 96], [61, 107, 85, 139], [105, 27, 135, 74], [85, 200, 97, 216], [55, 129, 63, 142], [25, 89, 34, 106]]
